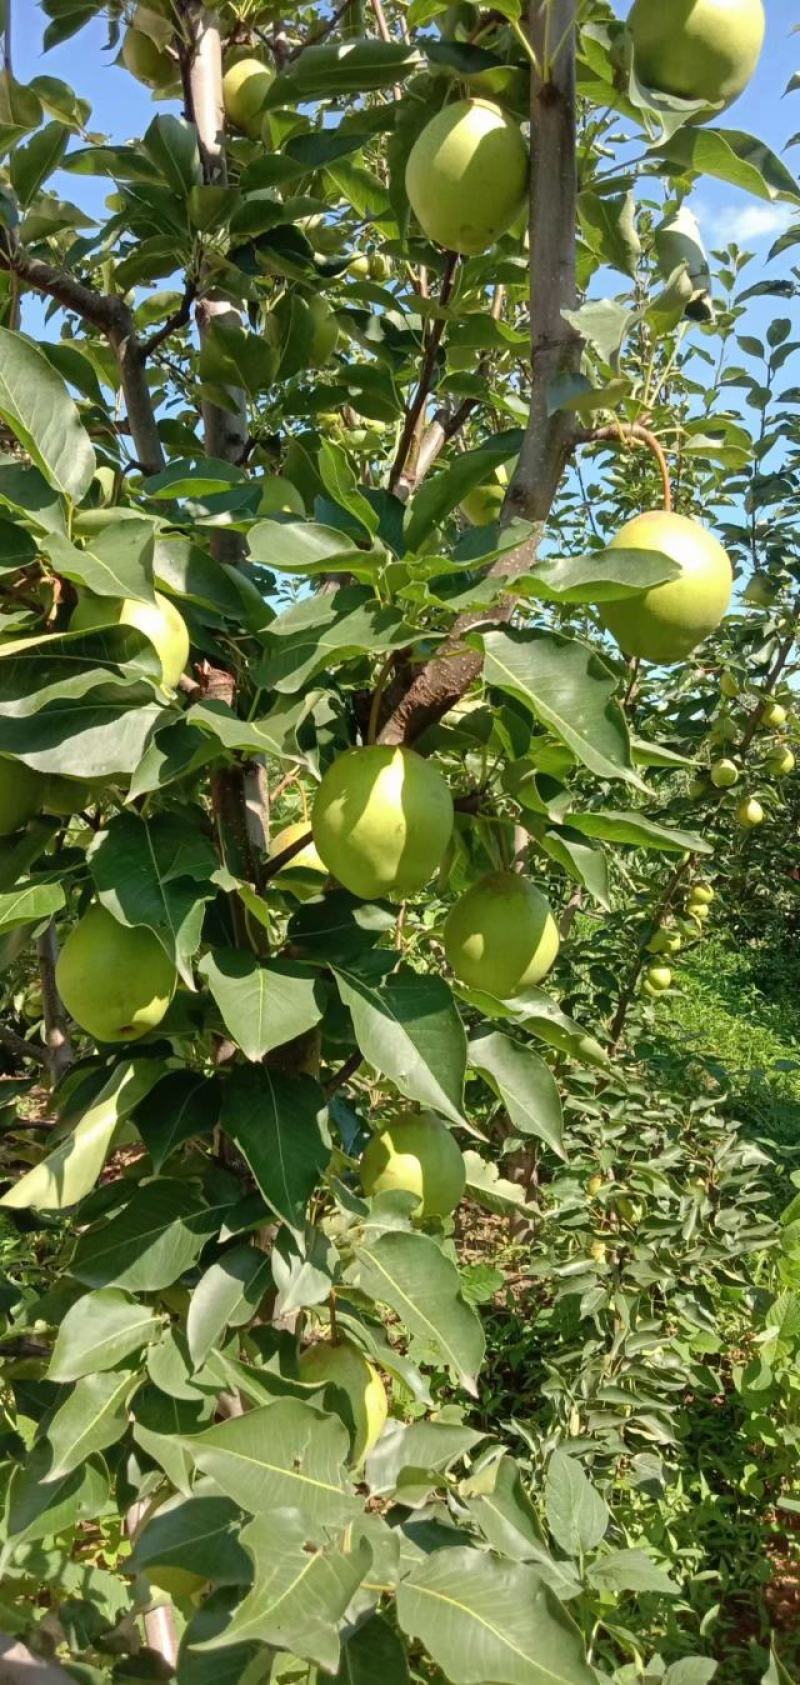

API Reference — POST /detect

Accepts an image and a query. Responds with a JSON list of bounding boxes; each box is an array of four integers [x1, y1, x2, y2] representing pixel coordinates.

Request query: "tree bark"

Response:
[[37, 921, 72, 1082], [379, 0, 581, 746]]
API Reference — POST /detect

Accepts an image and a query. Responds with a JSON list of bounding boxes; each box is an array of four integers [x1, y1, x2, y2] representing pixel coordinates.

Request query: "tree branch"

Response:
[[379, 0, 581, 745], [37, 920, 72, 1082], [389, 253, 458, 497], [578, 422, 672, 513], [139, 280, 198, 360], [0, 1024, 49, 1068]]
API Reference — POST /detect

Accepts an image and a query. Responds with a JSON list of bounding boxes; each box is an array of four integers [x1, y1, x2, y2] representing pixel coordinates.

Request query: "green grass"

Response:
[[644, 936, 800, 1156]]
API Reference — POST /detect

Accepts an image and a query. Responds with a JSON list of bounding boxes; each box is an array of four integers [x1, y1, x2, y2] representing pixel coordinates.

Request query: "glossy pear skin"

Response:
[[629, 0, 765, 110], [312, 746, 453, 901], [57, 904, 177, 1042], [361, 1111, 466, 1218], [599, 511, 732, 664], [405, 99, 528, 255], [444, 870, 559, 998]]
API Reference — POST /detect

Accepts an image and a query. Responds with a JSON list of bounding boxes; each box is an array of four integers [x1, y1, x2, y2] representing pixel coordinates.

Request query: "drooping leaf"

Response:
[[0, 327, 95, 502], [353, 1229, 484, 1395], [5, 1446, 109, 1549], [468, 1029, 564, 1158], [48, 1289, 165, 1383], [199, 951, 325, 1063], [465, 1458, 580, 1598], [482, 629, 642, 788], [129, 1492, 252, 1587], [0, 879, 64, 933], [334, 964, 466, 1126], [185, 1398, 362, 1526], [88, 809, 217, 983], [45, 1368, 135, 1478], [132, 1070, 220, 1173], [587, 1548, 677, 1596], [0, 1060, 165, 1212], [333, 1614, 411, 1684], [565, 808, 712, 855], [220, 1066, 330, 1226], [43, 520, 157, 603], [71, 1178, 219, 1291], [397, 1546, 598, 1684], [186, 1245, 272, 1369]]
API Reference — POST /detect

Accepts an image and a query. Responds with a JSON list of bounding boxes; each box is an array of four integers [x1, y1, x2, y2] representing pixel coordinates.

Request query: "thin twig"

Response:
[[367, 652, 398, 745], [139, 280, 197, 360], [324, 1050, 363, 1096], [0, 1025, 48, 1068], [37, 921, 72, 1082], [579, 422, 672, 513], [389, 253, 459, 495]]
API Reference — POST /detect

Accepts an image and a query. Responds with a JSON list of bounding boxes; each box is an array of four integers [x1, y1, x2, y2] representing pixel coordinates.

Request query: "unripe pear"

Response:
[[599, 511, 732, 664], [56, 903, 177, 1042], [298, 1338, 387, 1463], [460, 460, 514, 526], [710, 759, 739, 789], [720, 671, 740, 698], [735, 796, 764, 828], [587, 1175, 605, 1196], [687, 776, 707, 799], [688, 883, 714, 905], [645, 965, 672, 992], [71, 590, 189, 692], [312, 746, 453, 901], [759, 701, 787, 730], [348, 254, 370, 278], [647, 927, 681, 955], [629, 0, 765, 112], [444, 870, 559, 998], [256, 476, 305, 518], [654, 206, 712, 319], [268, 821, 327, 900], [689, 902, 710, 922], [405, 99, 528, 255], [222, 57, 275, 137], [360, 1111, 466, 1218], [765, 747, 795, 778], [0, 758, 45, 835], [709, 716, 737, 744]]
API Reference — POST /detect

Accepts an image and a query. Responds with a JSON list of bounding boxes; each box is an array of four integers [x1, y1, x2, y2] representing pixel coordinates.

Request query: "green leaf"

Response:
[[132, 1070, 220, 1173], [255, 583, 414, 695], [366, 1417, 482, 1496], [0, 516, 37, 571], [5, 1446, 109, 1548], [318, 438, 379, 536], [247, 517, 383, 576], [45, 1368, 135, 1478], [664, 1664, 718, 1685], [193, 1508, 370, 1669], [565, 808, 712, 855], [199, 951, 325, 1063], [48, 1288, 165, 1383], [334, 964, 466, 1126], [71, 1178, 218, 1291], [188, 695, 315, 761], [267, 39, 423, 102], [186, 1245, 272, 1369], [587, 1548, 677, 1596], [528, 546, 680, 603], [353, 1229, 485, 1394], [482, 629, 642, 788], [43, 519, 157, 603], [404, 431, 523, 552], [10, 119, 69, 206], [185, 1397, 361, 1526], [0, 1059, 164, 1212], [455, 983, 607, 1067], [334, 1614, 411, 1684], [129, 1491, 252, 1586], [397, 1546, 598, 1684], [0, 327, 95, 502], [465, 1458, 580, 1598], [544, 1450, 609, 1557], [88, 809, 217, 983], [762, 1645, 794, 1685], [468, 1029, 564, 1158], [0, 879, 64, 933], [142, 113, 201, 195], [578, 189, 641, 278], [653, 128, 800, 205], [462, 1151, 536, 1218], [220, 1066, 330, 1226], [539, 829, 611, 911]]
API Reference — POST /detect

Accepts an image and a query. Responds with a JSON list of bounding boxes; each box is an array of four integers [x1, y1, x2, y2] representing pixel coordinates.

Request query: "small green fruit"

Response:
[[759, 701, 787, 729], [645, 965, 672, 992], [56, 903, 177, 1043], [298, 1338, 388, 1463], [587, 1175, 605, 1196], [312, 746, 453, 901], [599, 511, 732, 664], [360, 1111, 466, 1218], [347, 254, 370, 278], [688, 884, 714, 905], [629, 0, 765, 112], [735, 796, 764, 828], [460, 460, 514, 526], [720, 671, 740, 698], [710, 759, 739, 789], [256, 476, 305, 518], [689, 902, 710, 922], [71, 590, 190, 691], [709, 716, 737, 744], [405, 99, 528, 255], [444, 870, 559, 998], [222, 57, 275, 137], [0, 758, 45, 835], [765, 747, 795, 778], [647, 927, 681, 955], [687, 775, 708, 799], [590, 1240, 607, 1263], [269, 821, 327, 900], [369, 252, 391, 281]]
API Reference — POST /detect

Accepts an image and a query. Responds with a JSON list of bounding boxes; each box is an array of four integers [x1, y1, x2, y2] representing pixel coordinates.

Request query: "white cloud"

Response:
[[691, 198, 794, 246]]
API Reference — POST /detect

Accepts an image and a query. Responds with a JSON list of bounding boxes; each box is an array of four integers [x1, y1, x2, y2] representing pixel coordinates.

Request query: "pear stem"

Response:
[[580, 422, 672, 513]]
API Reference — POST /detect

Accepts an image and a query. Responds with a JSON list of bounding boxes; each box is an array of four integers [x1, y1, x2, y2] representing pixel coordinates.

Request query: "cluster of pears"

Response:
[[696, 671, 794, 829], [311, 745, 560, 998], [644, 880, 714, 995]]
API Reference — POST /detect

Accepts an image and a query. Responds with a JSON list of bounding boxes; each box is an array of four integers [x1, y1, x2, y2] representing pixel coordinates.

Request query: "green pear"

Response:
[[222, 57, 275, 137], [710, 759, 739, 789], [268, 821, 327, 900], [629, 0, 765, 112], [71, 590, 189, 692], [735, 796, 764, 828], [599, 511, 732, 664], [687, 883, 714, 905], [460, 460, 515, 526], [645, 965, 672, 992], [759, 701, 787, 729], [444, 870, 559, 998], [720, 671, 740, 698], [405, 98, 528, 254], [360, 1111, 466, 1218], [56, 903, 177, 1042], [312, 746, 453, 901], [298, 1338, 388, 1464], [0, 758, 45, 836], [765, 747, 795, 778]]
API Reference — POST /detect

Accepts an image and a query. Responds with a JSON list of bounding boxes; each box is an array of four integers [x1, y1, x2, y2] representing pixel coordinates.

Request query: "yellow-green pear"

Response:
[[735, 796, 764, 828], [444, 870, 559, 998], [587, 1175, 605, 1197], [645, 965, 672, 992], [460, 460, 514, 526], [56, 904, 177, 1043], [222, 57, 275, 137], [689, 902, 710, 922], [348, 254, 370, 278], [759, 701, 787, 729], [654, 205, 712, 320], [299, 1339, 387, 1463], [0, 758, 45, 836], [268, 821, 327, 900], [710, 759, 739, 789], [256, 476, 305, 518], [405, 99, 528, 255], [71, 590, 189, 692], [709, 716, 737, 744], [629, 0, 765, 111], [312, 746, 453, 901], [360, 1111, 466, 1218], [765, 747, 795, 777], [647, 927, 681, 956], [599, 511, 732, 664], [688, 883, 714, 905]]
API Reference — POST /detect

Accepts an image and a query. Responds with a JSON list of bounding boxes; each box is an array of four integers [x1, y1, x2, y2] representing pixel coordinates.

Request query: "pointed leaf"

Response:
[[48, 1289, 165, 1382], [0, 327, 95, 502], [199, 950, 325, 1063], [468, 1029, 564, 1158], [565, 808, 712, 855], [71, 1177, 219, 1291], [0, 1059, 165, 1211], [220, 1066, 330, 1226], [353, 1230, 484, 1395], [45, 1368, 135, 1478], [185, 1398, 361, 1526], [545, 1451, 609, 1557], [129, 1492, 252, 1586], [43, 519, 157, 603], [334, 964, 466, 1126], [186, 1245, 272, 1368]]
